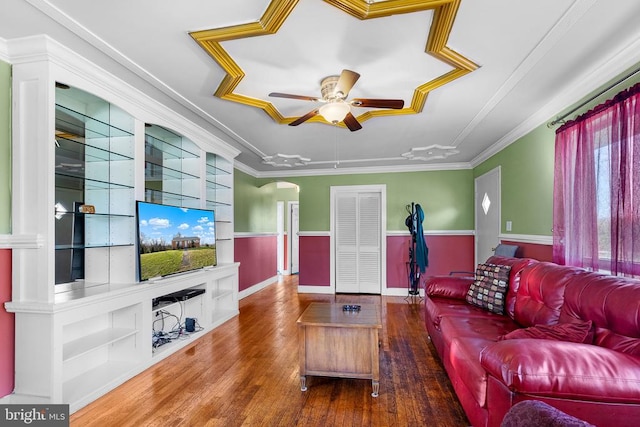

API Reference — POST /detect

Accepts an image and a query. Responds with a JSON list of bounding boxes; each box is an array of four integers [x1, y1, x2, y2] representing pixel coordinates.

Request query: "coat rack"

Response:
[[405, 202, 428, 303]]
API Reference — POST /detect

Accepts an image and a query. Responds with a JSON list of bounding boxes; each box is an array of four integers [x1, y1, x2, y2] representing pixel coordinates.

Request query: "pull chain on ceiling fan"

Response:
[[269, 69, 404, 131]]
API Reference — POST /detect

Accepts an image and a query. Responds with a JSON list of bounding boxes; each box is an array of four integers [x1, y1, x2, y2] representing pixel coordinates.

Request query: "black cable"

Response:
[[152, 299, 205, 349]]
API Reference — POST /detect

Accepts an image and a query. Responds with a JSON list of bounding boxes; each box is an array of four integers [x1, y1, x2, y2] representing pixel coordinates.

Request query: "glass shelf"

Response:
[[144, 161, 200, 181], [55, 172, 134, 191], [144, 188, 200, 206], [55, 104, 133, 140], [54, 211, 134, 219], [55, 243, 134, 250], [206, 163, 232, 175], [56, 136, 133, 163], [207, 200, 231, 207], [205, 179, 231, 189], [145, 133, 199, 160]]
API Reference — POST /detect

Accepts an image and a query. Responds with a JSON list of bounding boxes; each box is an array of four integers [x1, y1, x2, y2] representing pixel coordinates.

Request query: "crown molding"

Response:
[[21, 0, 249, 159], [5, 34, 241, 161], [239, 160, 472, 178], [455, 0, 597, 152], [233, 160, 258, 177], [0, 37, 8, 62], [470, 22, 640, 168]]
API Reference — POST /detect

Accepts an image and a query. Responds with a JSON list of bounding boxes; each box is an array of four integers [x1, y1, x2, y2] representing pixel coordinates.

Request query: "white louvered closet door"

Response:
[[335, 192, 381, 294]]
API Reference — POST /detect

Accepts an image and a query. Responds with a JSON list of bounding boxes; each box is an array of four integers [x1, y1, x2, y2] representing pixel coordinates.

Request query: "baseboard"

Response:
[[384, 287, 425, 297], [297, 285, 424, 296], [297, 285, 335, 294], [238, 275, 279, 300]]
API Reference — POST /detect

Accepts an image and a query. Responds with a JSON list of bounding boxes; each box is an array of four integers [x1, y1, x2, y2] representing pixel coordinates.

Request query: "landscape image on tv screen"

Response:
[[136, 201, 217, 281]]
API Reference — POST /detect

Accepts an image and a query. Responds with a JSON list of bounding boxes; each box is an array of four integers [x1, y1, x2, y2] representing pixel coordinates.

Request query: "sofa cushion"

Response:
[[450, 337, 494, 407], [481, 339, 640, 404], [498, 320, 594, 344], [439, 315, 520, 347], [425, 297, 497, 328], [513, 262, 586, 327], [559, 273, 640, 357], [466, 263, 512, 314]]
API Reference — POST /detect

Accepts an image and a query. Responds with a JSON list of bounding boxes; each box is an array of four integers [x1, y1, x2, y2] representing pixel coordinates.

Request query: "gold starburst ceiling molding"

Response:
[[190, 0, 478, 128]]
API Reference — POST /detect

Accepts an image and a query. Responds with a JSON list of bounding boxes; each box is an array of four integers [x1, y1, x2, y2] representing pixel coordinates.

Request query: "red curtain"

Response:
[[553, 82, 640, 276]]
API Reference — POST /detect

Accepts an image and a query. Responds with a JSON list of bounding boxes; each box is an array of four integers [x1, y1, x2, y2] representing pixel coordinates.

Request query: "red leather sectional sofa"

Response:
[[424, 256, 640, 427]]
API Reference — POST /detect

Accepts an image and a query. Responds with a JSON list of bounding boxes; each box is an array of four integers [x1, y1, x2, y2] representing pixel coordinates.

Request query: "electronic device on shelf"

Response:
[[342, 304, 361, 312], [154, 288, 205, 306], [136, 201, 217, 282]]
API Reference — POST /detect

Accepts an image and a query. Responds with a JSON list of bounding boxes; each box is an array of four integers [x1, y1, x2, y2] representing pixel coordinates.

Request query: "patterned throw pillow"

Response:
[[465, 263, 512, 314]]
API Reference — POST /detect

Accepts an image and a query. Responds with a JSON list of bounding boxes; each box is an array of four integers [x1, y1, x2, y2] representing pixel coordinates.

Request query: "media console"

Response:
[[6, 263, 239, 413]]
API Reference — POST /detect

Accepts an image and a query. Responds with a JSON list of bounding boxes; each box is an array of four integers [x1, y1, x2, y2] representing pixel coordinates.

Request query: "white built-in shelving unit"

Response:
[[6, 36, 240, 413], [144, 124, 201, 209]]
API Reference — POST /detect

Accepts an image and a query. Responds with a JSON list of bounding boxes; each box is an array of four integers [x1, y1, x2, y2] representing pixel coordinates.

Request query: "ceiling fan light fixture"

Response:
[[319, 102, 350, 124]]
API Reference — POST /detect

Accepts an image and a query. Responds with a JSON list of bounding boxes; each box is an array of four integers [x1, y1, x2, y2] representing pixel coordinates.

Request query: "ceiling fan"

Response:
[[269, 69, 404, 131]]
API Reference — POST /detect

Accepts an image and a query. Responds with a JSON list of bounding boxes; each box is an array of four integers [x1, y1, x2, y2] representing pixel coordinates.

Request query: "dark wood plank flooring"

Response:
[[70, 276, 469, 426]]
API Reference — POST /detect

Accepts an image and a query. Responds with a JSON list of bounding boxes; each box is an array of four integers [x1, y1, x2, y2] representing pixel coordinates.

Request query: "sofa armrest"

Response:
[[425, 275, 474, 300], [480, 340, 640, 403]]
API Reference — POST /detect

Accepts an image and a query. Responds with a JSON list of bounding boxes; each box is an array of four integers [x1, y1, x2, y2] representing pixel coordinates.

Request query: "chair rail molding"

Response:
[[386, 230, 475, 236], [0, 234, 44, 249], [234, 232, 278, 238], [499, 233, 552, 245]]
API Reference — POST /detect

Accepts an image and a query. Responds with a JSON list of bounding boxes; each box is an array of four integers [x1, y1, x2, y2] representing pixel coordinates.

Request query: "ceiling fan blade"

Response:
[[289, 109, 319, 126], [269, 92, 320, 102], [334, 69, 360, 97], [351, 98, 405, 109], [343, 112, 362, 132]]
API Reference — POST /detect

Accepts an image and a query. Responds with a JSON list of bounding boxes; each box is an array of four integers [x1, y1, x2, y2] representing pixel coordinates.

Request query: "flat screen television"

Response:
[[136, 201, 217, 281]]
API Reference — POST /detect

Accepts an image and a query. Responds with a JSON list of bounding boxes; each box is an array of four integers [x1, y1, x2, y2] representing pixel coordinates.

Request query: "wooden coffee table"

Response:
[[297, 302, 382, 397]]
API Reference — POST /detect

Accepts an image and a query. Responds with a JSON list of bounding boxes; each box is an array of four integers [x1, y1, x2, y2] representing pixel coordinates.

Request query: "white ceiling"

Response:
[[2, 0, 640, 176]]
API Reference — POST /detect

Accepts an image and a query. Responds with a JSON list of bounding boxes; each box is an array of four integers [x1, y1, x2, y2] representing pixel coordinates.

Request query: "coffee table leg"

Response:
[[371, 380, 379, 397], [300, 376, 307, 392]]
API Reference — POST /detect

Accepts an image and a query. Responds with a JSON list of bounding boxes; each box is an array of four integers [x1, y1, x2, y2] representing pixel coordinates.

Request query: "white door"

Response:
[[277, 201, 285, 274], [289, 202, 299, 275], [334, 189, 382, 294], [475, 167, 501, 265]]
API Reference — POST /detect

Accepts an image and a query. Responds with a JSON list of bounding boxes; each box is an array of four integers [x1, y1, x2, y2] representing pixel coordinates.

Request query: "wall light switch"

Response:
[[506, 221, 512, 232]]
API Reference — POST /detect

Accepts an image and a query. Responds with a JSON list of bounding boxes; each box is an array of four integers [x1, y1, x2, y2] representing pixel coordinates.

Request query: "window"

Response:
[[553, 82, 640, 277]]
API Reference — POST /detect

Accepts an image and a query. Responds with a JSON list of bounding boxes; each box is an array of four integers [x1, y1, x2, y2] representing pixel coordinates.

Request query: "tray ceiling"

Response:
[[2, 0, 640, 175]]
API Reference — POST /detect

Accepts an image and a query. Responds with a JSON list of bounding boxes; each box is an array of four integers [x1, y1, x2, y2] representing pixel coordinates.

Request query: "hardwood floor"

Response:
[[70, 276, 469, 427]]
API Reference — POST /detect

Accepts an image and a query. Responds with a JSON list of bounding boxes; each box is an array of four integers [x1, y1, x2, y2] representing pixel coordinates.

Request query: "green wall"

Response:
[[234, 170, 299, 233], [474, 124, 555, 236], [473, 62, 640, 237], [0, 61, 10, 233], [234, 170, 263, 232], [254, 169, 474, 232]]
